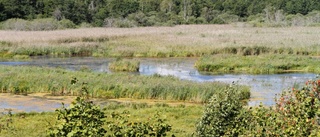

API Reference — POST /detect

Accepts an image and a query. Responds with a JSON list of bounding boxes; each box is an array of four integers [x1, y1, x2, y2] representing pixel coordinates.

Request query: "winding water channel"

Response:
[[0, 57, 318, 112]]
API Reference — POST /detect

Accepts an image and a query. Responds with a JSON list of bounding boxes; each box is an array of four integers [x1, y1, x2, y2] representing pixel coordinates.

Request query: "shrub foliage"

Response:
[[197, 79, 320, 136], [48, 96, 107, 137], [196, 84, 248, 136], [48, 80, 173, 136], [106, 111, 172, 136]]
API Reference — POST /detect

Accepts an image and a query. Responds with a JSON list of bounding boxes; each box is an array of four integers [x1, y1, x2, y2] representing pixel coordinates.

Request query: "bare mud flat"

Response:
[[0, 93, 201, 113], [0, 93, 74, 113]]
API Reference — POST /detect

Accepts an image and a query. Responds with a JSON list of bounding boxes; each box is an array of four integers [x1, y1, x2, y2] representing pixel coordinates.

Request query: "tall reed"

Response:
[[0, 66, 250, 103]]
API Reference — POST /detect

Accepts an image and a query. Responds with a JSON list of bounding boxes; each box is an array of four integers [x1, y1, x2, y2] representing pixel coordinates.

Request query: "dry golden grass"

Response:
[[0, 25, 319, 57], [0, 25, 318, 46]]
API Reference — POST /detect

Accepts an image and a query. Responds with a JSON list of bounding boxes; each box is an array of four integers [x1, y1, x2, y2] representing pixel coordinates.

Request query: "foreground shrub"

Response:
[[106, 111, 172, 136], [197, 79, 320, 136], [249, 79, 320, 136], [196, 84, 248, 136], [48, 96, 106, 136]]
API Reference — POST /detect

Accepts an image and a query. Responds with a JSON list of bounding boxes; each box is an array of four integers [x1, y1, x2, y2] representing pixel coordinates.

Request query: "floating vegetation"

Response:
[[108, 59, 140, 72]]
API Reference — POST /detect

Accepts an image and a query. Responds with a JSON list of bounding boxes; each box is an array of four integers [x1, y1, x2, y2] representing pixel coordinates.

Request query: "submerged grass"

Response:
[[1, 103, 203, 136], [195, 54, 320, 74], [0, 25, 320, 58], [0, 66, 250, 103], [108, 59, 140, 72]]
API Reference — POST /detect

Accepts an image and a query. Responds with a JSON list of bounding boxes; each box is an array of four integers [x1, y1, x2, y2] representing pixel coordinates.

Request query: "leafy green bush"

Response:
[[197, 79, 320, 136], [48, 97, 107, 136], [58, 19, 76, 29], [196, 84, 248, 136], [242, 79, 320, 136], [106, 111, 172, 136]]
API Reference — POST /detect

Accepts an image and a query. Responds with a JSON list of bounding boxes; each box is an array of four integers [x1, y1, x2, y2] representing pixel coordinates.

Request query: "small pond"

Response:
[[0, 57, 318, 111]]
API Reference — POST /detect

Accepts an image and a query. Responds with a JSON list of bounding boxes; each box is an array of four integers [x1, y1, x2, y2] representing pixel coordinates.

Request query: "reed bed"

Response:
[[195, 54, 320, 74], [108, 59, 140, 72], [0, 25, 320, 58], [0, 66, 250, 103]]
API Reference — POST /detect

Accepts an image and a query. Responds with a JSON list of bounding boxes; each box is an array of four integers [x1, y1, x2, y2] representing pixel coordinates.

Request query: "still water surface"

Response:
[[0, 57, 317, 111]]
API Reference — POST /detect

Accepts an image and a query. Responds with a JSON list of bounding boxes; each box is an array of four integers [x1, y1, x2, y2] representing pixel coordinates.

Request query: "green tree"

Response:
[[107, 0, 139, 18]]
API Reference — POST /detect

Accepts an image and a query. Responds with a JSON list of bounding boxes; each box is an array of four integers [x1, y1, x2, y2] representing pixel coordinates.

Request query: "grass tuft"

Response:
[[195, 54, 320, 74], [108, 59, 140, 72]]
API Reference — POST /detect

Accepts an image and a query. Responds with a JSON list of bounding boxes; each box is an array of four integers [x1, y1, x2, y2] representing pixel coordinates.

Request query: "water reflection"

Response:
[[136, 58, 316, 106], [0, 57, 317, 106]]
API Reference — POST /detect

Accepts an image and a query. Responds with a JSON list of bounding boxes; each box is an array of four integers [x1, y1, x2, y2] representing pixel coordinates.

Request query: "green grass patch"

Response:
[[108, 59, 140, 72], [0, 103, 204, 137], [0, 66, 250, 103], [0, 112, 56, 137], [195, 54, 320, 74]]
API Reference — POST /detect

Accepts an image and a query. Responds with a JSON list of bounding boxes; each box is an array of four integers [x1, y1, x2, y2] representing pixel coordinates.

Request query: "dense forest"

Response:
[[1, 0, 320, 28]]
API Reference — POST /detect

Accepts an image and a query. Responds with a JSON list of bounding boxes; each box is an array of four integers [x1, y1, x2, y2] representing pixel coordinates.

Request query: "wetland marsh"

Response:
[[1, 57, 317, 108], [0, 24, 319, 110], [0, 25, 319, 136]]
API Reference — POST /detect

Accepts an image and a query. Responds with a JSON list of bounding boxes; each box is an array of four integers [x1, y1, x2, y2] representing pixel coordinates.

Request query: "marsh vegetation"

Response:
[[0, 66, 250, 103], [1, 0, 320, 135], [195, 54, 320, 74], [1, 78, 319, 136], [0, 25, 319, 136], [108, 59, 140, 72], [0, 25, 320, 59]]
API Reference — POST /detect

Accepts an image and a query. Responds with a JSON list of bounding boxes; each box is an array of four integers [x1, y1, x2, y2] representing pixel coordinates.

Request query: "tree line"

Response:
[[1, 0, 320, 27]]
